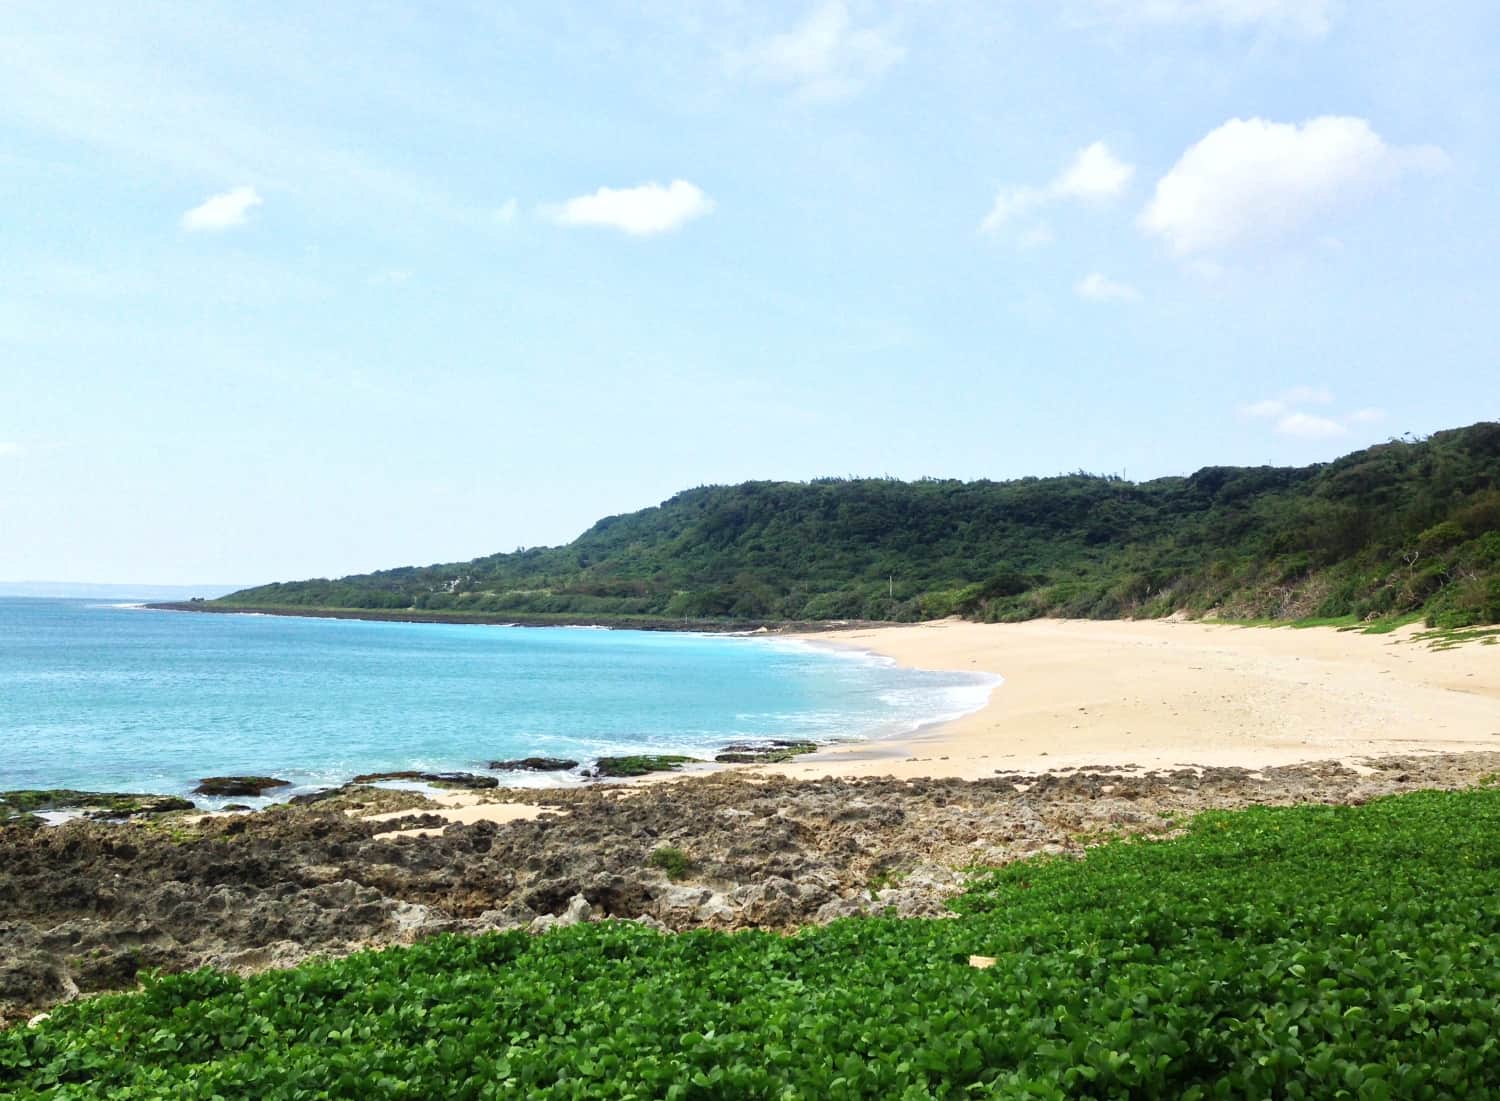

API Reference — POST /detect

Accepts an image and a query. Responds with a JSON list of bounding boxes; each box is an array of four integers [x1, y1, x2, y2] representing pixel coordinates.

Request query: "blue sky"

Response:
[[3, 1, 1497, 585]]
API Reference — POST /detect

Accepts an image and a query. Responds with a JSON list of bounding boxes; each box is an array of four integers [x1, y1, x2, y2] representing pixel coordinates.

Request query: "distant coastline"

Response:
[[0, 582, 244, 601], [146, 601, 882, 634]]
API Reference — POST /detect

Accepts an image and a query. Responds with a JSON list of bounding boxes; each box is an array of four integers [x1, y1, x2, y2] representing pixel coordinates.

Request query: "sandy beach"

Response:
[[767, 619, 1500, 780]]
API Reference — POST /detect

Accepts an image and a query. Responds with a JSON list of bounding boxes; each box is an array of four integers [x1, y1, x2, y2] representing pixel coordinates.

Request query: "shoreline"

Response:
[[145, 600, 887, 635], [21, 611, 1498, 814], [759, 617, 1500, 781]]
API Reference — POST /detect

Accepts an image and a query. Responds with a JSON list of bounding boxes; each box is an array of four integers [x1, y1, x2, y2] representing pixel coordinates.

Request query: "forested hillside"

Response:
[[218, 422, 1500, 627]]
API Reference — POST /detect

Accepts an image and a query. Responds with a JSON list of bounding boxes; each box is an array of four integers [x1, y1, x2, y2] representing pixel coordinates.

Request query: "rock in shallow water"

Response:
[[714, 740, 818, 764], [488, 757, 580, 772], [192, 777, 290, 798], [349, 771, 499, 789], [586, 755, 699, 778], [2, 790, 195, 820]]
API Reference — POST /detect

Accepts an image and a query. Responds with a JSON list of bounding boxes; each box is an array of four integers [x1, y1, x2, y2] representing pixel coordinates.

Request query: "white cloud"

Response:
[[495, 198, 519, 224], [1054, 142, 1136, 202], [1139, 117, 1447, 256], [1242, 399, 1287, 419], [1241, 389, 1387, 438], [1074, 272, 1141, 302], [1276, 412, 1347, 439], [0, 442, 19, 458], [181, 185, 263, 231], [1241, 386, 1332, 420], [1083, 0, 1338, 37], [547, 180, 715, 236], [731, 1, 905, 102], [982, 141, 1134, 236], [981, 187, 1047, 231]]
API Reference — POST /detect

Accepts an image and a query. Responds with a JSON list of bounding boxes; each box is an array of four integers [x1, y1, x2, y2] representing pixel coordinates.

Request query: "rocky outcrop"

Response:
[[1, 751, 1495, 1025], [349, 771, 499, 789], [714, 740, 817, 764], [585, 755, 699, 778], [489, 758, 580, 772], [0, 790, 196, 822], [192, 777, 290, 797]]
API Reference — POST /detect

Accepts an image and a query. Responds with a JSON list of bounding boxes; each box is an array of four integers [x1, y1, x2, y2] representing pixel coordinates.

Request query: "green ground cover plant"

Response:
[[4, 788, 1498, 1098]]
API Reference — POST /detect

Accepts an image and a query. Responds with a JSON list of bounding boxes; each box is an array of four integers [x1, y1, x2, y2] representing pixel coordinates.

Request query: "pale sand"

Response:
[[759, 619, 1500, 781]]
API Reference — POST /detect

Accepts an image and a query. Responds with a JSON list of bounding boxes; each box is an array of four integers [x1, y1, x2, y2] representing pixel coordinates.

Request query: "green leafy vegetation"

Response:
[[5, 788, 1498, 1098], [213, 422, 1500, 628], [646, 845, 693, 882], [1411, 624, 1500, 650]]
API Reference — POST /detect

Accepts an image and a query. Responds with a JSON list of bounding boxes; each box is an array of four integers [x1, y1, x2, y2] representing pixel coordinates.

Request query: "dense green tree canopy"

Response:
[[219, 423, 1500, 627]]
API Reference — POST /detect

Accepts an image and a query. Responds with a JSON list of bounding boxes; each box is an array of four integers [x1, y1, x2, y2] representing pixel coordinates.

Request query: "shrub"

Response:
[[646, 846, 692, 881]]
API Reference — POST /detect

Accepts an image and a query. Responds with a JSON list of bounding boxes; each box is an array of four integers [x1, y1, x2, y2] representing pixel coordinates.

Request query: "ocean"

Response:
[[0, 598, 996, 802]]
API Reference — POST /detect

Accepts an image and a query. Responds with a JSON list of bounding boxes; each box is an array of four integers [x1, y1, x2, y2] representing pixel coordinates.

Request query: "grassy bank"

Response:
[[4, 787, 1498, 1098]]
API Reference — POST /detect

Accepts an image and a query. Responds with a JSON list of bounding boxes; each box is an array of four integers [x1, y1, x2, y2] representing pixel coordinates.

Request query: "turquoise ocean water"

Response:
[[0, 598, 996, 802]]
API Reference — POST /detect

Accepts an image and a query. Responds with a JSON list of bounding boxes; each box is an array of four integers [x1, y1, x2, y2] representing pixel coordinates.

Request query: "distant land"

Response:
[[1, 582, 243, 601], [197, 422, 1500, 630]]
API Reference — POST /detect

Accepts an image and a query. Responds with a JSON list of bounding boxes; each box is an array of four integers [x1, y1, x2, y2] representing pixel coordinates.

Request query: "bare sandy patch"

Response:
[[759, 618, 1500, 780]]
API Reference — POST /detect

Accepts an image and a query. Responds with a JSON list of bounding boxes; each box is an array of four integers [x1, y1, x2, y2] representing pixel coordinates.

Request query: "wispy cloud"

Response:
[[182, 186, 263, 231], [0, 442, 20, 458], [545, 180, 715, 236], [495, 198, 519, 225], [1074, 272, 1142, 302], [1078, 0, 1339, 38], [982, 142, 1134, 238], [0, 11, 485, 232], [1140, 117, 1447, 256], [1240, 388, 1384, 438], [1275, 412, 1348, 440], [729, 1, 905, 103]]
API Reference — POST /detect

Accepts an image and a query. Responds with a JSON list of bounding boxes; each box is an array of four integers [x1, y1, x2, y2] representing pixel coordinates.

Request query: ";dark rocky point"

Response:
[[714, 740, 819, 765], [350, 771, 499, 790], [2, 790, 196, 822], [193, 777, 292, 798], [587, 755, 700, 779], [488, 757, 580, 772]]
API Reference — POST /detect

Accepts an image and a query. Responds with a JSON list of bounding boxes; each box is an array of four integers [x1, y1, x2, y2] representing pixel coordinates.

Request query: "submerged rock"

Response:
[[587, 755, 699, 779], [425, 773, 499, 790], [714, 740, 818, 764], [350, 771, 499, 790], [192, 777, 290, 798], [488, 757, 580, 772], [1, 790, 195, 820]]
